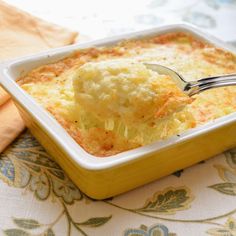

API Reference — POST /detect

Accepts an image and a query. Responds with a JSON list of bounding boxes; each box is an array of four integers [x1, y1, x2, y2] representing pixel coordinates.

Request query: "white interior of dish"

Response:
[[1, 23, 236, 170]]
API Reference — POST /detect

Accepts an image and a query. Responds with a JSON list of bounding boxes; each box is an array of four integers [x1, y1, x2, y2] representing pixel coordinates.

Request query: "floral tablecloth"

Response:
[[1, 0, 236, 235]]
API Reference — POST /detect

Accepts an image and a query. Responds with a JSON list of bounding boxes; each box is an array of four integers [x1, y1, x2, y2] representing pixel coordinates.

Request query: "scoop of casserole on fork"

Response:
[[73, 59, 192, 134]]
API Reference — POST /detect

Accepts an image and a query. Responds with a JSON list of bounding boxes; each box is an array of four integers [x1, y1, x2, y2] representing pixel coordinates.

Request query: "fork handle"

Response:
[[185, 74, 236, 96]]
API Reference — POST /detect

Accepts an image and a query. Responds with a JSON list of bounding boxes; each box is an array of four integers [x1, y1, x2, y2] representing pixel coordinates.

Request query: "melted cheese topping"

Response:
[[20, 32, 236, 157]]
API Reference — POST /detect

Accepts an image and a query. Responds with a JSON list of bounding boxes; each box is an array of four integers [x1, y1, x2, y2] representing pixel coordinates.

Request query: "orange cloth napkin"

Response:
[[0, 0, 77, 152]]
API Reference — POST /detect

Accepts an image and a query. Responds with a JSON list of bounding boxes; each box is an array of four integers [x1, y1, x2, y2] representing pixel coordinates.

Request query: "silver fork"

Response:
[[145, 63, 236, 96]]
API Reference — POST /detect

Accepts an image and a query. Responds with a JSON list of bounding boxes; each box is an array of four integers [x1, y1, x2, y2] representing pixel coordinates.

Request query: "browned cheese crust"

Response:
[[19, 32, 236, 157]]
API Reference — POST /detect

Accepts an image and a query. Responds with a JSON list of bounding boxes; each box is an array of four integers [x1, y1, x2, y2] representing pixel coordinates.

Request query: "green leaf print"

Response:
[[207, 228, 232, 236], [209, 183, 236, 196], [225, 149, 236, 169], [77, 215, 112, 227], [207, 217, 236, 235], [137, 187, 192, 213], [4, 229, 30, 236], [45, 228, 55, 236], [13, 218, 41, 229]]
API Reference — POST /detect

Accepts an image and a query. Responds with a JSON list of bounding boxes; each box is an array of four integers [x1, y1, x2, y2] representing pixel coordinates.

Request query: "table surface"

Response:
[[1, 0, 236, 235]]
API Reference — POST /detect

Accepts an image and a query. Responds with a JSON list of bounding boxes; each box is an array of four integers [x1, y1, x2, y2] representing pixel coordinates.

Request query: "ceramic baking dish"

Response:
[[1, 24, 236, 199]]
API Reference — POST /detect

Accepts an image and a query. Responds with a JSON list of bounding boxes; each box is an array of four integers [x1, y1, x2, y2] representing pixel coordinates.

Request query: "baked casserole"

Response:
[[19, 32, 236, 157]]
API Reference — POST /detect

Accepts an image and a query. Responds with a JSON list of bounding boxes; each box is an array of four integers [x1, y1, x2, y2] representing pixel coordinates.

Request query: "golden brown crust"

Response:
[[19, 32, 236, 157]]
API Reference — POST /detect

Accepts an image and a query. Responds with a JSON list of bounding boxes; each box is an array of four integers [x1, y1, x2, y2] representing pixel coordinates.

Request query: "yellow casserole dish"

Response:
[[1, 24, 236, 199]]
